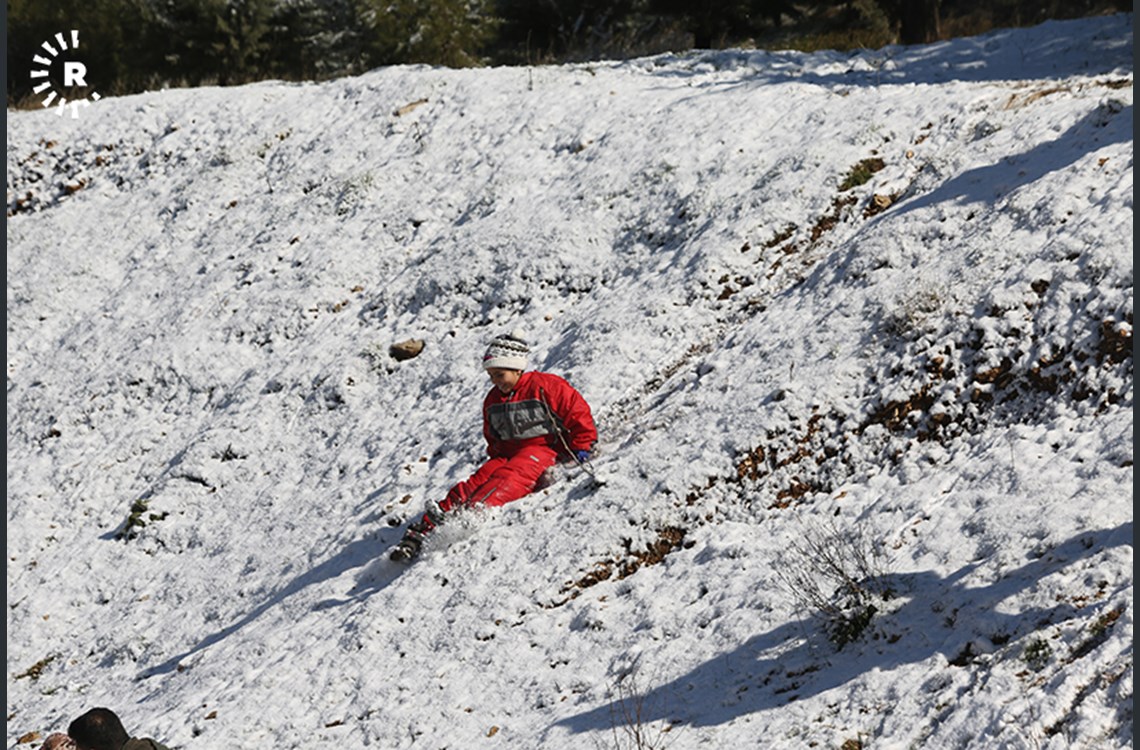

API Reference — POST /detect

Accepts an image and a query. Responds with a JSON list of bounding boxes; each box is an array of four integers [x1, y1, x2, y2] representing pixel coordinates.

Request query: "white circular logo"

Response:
[[30, 30, 102, 118]]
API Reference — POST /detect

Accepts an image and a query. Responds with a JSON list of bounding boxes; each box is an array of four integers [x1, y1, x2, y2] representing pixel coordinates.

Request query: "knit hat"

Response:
[[482, 329, 529, 371]]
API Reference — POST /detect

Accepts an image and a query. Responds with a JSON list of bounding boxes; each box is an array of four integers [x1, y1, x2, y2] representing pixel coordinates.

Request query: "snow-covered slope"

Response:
[[7, 14, 1133, 750]]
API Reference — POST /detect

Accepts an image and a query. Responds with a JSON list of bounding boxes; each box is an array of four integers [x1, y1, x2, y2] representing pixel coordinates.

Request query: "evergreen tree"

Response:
[[147, 0, 276, 86], [267, 0, 371, 80], [492, 0, 641, 64], [647, 0, 796, 48], [358, 0, 499, 68]]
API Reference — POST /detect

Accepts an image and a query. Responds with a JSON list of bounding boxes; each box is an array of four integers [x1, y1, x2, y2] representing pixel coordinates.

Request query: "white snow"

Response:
[[6, 13, 1133, 750]]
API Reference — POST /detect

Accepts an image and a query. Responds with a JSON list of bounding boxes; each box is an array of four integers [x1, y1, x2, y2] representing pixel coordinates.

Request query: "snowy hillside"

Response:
[[6, 13, 1134, 750]]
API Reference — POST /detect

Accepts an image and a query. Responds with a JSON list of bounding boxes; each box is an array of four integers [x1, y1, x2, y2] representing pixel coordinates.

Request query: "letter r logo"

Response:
[[63, 61, 87, 86]]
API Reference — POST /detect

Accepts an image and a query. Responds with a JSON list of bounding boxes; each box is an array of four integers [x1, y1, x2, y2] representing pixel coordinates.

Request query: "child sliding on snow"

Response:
[[390, 330, 598, 562]]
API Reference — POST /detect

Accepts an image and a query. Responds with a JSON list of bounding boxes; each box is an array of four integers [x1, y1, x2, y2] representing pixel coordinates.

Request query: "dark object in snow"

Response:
[[66, 707, 171, 750], [390, 339, 425, 361]]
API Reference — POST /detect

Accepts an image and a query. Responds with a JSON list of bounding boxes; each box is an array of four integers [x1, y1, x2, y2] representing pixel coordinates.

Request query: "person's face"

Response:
[[487, 368, 522, 394]]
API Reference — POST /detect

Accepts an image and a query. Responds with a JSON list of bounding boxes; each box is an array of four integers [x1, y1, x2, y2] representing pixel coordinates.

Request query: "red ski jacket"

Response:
[[482, 371, 597, 460]]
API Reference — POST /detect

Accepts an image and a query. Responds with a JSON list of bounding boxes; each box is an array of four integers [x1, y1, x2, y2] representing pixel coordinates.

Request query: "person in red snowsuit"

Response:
[[391, 330, 597, 561]]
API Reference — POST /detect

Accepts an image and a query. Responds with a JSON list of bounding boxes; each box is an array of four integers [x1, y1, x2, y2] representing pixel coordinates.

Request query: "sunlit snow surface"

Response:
[[7, 14, 1133, 750]]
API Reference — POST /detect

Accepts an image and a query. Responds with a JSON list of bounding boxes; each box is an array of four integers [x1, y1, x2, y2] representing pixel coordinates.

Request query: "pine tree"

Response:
[[358, 0, 499, 68]]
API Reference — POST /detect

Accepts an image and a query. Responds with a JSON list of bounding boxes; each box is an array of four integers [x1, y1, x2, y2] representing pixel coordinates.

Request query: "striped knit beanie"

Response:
[[482, 329, 529, 371]]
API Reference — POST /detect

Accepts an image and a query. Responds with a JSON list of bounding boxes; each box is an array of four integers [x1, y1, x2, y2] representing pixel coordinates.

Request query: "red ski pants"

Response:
[[440, 446, 558, 512]]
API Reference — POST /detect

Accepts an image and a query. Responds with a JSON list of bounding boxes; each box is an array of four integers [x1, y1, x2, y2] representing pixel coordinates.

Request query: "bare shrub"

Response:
[[775, 516, 894, 649], [605, 656, 678, 750]]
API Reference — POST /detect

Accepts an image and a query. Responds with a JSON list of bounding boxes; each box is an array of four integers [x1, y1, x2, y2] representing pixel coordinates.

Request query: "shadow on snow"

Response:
[[555, 522, 1131, 733], [137, 528, 403, 679]]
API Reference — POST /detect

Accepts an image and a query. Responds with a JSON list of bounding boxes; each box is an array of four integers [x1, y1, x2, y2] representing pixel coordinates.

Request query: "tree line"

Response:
[[8, 0, 1122, 105]]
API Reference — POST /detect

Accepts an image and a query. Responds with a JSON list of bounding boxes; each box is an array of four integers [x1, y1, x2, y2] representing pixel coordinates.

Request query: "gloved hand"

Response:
[[574, 450, 591, 464]]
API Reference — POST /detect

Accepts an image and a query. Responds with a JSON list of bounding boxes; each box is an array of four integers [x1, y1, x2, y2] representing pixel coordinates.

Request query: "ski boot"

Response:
[[389, 526, 426, 562], [389, 504, 446, 562]]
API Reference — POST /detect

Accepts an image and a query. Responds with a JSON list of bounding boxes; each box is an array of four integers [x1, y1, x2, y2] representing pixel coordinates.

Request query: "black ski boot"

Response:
[[389, 525, 426, 562], [389, 505, 446, 563]]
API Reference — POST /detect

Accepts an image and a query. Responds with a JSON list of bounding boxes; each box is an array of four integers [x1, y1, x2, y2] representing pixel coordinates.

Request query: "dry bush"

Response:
[[776, 516, 894, 649], [605, 657, 679, 750]]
